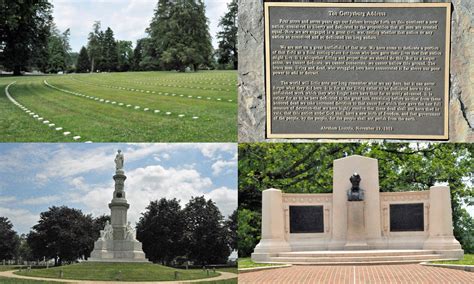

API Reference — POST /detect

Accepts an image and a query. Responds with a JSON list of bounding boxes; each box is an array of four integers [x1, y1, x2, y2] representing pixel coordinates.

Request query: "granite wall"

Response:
[[238, 0, 473, 142]]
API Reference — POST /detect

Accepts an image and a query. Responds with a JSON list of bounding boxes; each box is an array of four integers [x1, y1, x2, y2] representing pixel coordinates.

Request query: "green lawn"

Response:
[[14, 262, 221, 281], [0, 276, 65, 284], [238, 257, 282, 269], [432, 254, 474, 265], [0, 71, 237, 142], [0, 266, 24, 272]]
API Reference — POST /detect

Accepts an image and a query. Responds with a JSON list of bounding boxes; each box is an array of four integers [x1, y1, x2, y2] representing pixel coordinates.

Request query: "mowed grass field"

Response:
[[14, 262, 222, 281], [0, 71, 237, 142]]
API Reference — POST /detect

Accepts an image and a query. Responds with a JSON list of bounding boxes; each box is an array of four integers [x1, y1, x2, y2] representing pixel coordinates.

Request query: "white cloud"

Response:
[[197, 143, 236, 160], [66, 164, 236, 226], [0, 207, 39, 234], [204, 186, 237, 217], [211, 159, 237, 176], [20, 195, 62, 206], [0, 196, 16, 204]]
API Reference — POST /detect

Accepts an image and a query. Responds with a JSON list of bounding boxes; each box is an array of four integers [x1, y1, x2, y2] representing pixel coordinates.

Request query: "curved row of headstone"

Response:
[[4, 82, 91, 143], [129, 79, 233, 92], [129, 78, 237, 87], [71, 77, 234, 104], [44, 80, 199, 120]]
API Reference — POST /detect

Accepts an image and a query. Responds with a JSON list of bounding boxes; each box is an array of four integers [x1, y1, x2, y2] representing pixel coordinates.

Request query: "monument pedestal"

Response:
[[89, 151, 148, 263], [345, 201, 368, 250], [89, 239, 148, 262]]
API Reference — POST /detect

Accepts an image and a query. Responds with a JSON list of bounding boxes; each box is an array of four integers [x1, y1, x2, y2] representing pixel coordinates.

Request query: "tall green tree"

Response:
[[102, 27, 118, 72], [0, 0, 53, 75], [136, 198, 186, 265], [117, 40, 133, 71], [225, 209, 238, 251], [46, 26, 71, 73], [184, 196, 230, 265], [216, 0, 238, 70], [237, 209, 260, 257], [27, 206, 103, 266], [238, 143, 474, 256], [87, 21, 103, 72], [76, 46, 90, 73], [147, 0, 213, 71], [0, 217, 20, 260]]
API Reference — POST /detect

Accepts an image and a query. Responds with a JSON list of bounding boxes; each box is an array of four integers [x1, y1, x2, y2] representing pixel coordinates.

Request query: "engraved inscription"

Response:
[[266, 4, 450, 138]]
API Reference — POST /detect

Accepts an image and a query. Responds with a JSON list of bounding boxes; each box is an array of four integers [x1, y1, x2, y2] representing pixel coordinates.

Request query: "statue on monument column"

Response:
[[125, 222, 136, 241], [100, 221, 114, 240], [347, 173, 364, 201], [115, 150, 124, 171]]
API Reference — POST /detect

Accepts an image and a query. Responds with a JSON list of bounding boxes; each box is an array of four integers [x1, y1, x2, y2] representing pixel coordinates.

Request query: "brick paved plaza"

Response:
[[239, 264, 474, 284]]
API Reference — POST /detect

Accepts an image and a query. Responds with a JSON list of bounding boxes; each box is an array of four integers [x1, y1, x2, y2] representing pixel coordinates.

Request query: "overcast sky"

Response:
[[0, 143, 237, 235], [51, 0, 231, 52]]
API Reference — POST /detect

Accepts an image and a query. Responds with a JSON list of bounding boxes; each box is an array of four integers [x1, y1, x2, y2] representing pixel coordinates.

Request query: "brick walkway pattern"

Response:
[[238, 264, 474, 284]]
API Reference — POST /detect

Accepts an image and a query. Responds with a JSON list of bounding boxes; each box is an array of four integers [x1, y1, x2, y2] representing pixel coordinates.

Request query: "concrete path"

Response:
[[0, 270, 237, 284], [238, 264, 474, 283]]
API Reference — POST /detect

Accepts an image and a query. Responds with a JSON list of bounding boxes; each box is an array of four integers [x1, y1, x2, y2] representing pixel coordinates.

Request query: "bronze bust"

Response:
[[347, 173, 364, 201]]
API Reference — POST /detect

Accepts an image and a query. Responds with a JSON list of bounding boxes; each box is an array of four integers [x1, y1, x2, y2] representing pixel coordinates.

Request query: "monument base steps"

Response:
[[263, 250, 457, 265]]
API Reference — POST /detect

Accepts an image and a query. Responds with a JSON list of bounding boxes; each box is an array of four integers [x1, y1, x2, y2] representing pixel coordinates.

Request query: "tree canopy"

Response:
[[46, 25, 71, 73], [145, 0, 213, 71], [216, 0, 238, 70], [238, 143, 474, 256], [137, 196, 234, 265], [76, 46, 90, 73], [0, 0, 53, 75], [27, 206, 107, 266], [0, 217, 20, 260], [136, 198, 186, 265]]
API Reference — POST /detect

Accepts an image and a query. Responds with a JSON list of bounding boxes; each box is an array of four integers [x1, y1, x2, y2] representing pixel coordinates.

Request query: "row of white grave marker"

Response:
[[71, 77, 234, 103], [44, 80, 199, 120], [130, 80, 235, 91], [137, 78, 236, 86], [4, 82, 90, 142]]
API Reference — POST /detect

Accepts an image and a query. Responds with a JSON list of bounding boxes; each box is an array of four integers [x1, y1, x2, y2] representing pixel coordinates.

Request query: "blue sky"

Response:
[[0, 143, 237, 234], [51, 0, 231, 52]]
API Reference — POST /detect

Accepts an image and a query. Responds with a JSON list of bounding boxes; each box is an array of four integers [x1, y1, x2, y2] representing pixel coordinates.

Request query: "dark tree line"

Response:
[[76, 22, 133, 73], [1, 0, 237, 75], [136, 196, 236, 265], [0, 197, 236, 266], [238, 143, 474, 257]]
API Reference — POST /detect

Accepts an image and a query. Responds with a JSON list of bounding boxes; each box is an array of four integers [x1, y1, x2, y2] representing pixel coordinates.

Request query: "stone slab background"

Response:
[[238, 0, 473, 142]]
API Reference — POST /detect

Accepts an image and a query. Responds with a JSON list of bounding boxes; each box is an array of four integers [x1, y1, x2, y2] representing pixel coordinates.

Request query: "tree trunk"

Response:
[[91, 58, 95, 73], [13, 65, 22, 76]]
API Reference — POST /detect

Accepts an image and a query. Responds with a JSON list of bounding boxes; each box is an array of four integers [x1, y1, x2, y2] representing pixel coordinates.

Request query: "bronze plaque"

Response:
[[265, 3, 451, 139], [390, 203, 424, 232], [289, 205, 324, 233]]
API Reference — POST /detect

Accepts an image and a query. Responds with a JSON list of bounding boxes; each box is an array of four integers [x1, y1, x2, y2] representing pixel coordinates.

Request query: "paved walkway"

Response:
[[238, 264, 474, 283], [0, 270, 237, 284]]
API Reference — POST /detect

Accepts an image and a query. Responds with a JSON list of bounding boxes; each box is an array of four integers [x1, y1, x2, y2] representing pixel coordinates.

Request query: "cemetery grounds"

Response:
[[0, 71, 237, 142]]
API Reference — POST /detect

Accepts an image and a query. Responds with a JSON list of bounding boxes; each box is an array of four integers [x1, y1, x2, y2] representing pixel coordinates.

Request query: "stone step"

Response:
[[277, 249, 437, 258], [268, 259, 451, 266], [270, 254, 442, 263]]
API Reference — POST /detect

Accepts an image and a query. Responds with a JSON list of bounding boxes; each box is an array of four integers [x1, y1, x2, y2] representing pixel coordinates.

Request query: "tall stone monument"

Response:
[[89, 150, 148, 262]]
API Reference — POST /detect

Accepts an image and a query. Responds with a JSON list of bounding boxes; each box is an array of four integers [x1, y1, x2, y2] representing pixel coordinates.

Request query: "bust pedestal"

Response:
[[345, 201, 368, 250]]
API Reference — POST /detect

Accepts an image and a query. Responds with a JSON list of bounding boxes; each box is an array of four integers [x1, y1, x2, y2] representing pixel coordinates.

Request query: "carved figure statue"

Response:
[[100, 220, 114, 240], [347, 173, 364, 201], [115, 150, 124, 170], [125, 222, 136, 241]]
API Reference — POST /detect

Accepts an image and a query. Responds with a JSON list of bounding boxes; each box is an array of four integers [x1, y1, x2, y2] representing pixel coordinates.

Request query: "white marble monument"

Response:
[[89, 150, 148, 262], [252, 155, 463, 264]]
